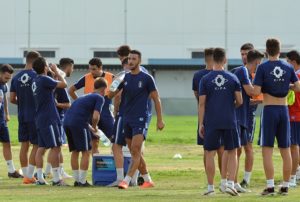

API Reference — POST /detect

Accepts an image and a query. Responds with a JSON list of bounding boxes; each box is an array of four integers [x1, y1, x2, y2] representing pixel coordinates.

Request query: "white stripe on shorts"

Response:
[[260, 109, 264, 146], [115, 116, 122, 144], [84, 129, 88, 151], [49, 125, 57, 147]]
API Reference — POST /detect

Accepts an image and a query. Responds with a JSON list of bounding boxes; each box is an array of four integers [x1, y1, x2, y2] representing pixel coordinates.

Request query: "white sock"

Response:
[[37, 168, 45, 183], [221, 179, 227, 186], [59, 163, 65, 175], [243, 171, 251, 183], [79, 170, 87, 184], [142, 173, 152, 182], [266, 179, 274, 188], [131, 170, 139, 184], [73, 170, 79, 182], [282, 181, 289, 188], [227, 181, 234, 189], [290, 175, 296, 184], [52, 167, 61, 183], [116, 168, 124, 181], [207, 184, 214, 192], [6, 160, 16, 173], [124, 175, 132, 184], [45, 163, 52, 175], [27, 164, 35, 179], [21, 167, 28, 178]]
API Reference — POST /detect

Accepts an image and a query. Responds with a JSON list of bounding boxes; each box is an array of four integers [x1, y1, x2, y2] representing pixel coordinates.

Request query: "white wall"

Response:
[[0, 0, 299, 64]]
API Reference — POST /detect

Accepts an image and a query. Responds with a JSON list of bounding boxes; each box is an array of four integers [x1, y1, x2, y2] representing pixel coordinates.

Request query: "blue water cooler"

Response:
[[92, 154, 131, 186]]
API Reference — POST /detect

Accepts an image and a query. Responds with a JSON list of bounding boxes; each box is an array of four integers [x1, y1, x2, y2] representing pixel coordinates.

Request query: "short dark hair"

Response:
[[32, 57, 47, 74], [94, 77, 107, 90], [287, 50, 300, 65], [213, 48, 226, 63], [117, 45, 131, 57], [59, 58, 74, 69], [240, 43, 254, 51], [129, 50, 142, 58], [26, 51, 41, 64], [204, 48, 214, 58], [0, 64, 14, 74], [266, 38, 280, 57], [89, 58, 102, 68], [247, 50, 265, 63], [122, 57, 129, 66]]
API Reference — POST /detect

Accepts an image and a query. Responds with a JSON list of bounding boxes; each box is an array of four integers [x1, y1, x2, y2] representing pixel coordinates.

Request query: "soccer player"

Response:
[[286, 50, 300, 186], [253, 38, 300, 195], [232, 49, 264, 192], [109, 50, 164, 189], [10, 51, 40, 183], [44, 58, 74, 179], [192, 48, 224, 174], [199, 48, 242, 196], [68, 58, 114, 154], [64, 78, 107, 187], [0, 64, 22, 178], [32, 57, 68, 186]]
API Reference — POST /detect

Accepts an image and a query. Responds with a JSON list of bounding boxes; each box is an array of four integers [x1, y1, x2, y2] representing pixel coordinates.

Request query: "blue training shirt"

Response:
[[192, 69, 212, 92], [119, 71, 157, 120], [233, 66, 251, 128], [32, 75, 60, 128], [199, 70, 241, 129], [64, 93, 105, 127], [10, 69, 37, 123], [253, 60, 298, 97], [55, 88, 70, 119]]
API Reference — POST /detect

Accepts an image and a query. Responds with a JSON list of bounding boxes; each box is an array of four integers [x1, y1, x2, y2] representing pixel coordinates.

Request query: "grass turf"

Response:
[[0, 116, 298, 202]]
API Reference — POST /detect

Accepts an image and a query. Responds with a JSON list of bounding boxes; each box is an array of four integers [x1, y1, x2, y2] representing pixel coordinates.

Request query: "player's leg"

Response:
[[290, 122, 299, 186], [58, 124, 71, 179], [243, 142, 253, 185], [27, 122, 38, 180], [91, 139, 99, 154], [235, 127, 247, 193], [0, 124, 21, 178], [220, 150, 228, 193], [35, 147, 46, 184], [217, 146, 224, 174], [18, 122, 30, 181], [71, 151, 79, 186]]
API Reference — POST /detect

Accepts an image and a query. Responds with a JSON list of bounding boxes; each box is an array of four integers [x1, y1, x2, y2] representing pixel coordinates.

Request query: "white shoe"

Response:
[[61, 171, 72, 179], [107, 180, 121, 187], [234, 183, 247, 193], [296, 169, 300, 180], [219, 183, 227, 193], [225, 187, 239, 196], [203, 190, 215, 196]]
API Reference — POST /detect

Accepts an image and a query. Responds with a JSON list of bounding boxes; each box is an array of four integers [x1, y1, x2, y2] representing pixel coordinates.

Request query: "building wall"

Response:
[[0, 0, 299, 64]]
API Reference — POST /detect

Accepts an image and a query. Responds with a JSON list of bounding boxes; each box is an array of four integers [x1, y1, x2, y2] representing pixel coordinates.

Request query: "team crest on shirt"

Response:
[[138, 81, 142, 88], [270, 66, 286, 81], [18, 73, 31, 86], [31, 82, 37, 93], [212, 74, 228, 90]]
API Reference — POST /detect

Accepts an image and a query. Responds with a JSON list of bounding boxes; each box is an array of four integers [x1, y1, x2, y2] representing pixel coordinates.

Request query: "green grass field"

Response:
[[0, 116, 299, 202]]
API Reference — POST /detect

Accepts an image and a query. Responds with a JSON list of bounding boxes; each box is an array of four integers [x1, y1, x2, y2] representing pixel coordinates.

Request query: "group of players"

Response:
[[193, 38, 300, 196], [0, 45, 165, 188]]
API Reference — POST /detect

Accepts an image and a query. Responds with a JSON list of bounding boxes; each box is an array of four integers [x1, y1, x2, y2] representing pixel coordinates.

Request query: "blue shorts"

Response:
[[248, 105, 257, 143], [111, 115, 126, 146], [259, 105, 290, 148], [64, 125, 91, 152], [204, 127, 240, 151], [0, 123, 10, 143], [37, 122, 62, 149], [18, 122, 38, 145], [290, 122, 300, 146], [92, 115, 115, 140], [238, 125, 249, 146], [123, 117, 149, 140]]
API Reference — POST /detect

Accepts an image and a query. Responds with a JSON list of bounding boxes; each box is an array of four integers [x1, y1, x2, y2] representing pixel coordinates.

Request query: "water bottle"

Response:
[[0, 89, 3, 109], [96, 129, 111, 147], [109, 71, 126, 92]]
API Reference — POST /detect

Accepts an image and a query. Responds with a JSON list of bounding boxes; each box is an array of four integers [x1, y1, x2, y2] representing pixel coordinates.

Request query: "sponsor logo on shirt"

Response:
[[18, 73, 32, 87], [138, 81, 142, 88], [31, 82, 37, 93], [212, 75, 228, 90], [270, 66, 286, 81]]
